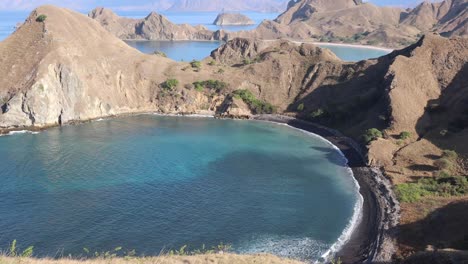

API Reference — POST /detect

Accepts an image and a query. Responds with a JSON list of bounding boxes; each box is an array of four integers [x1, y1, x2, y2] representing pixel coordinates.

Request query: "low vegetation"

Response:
[[434, 150, 458, 171], [153, 51, 167, 57], [395, 175, 468, 203], [362, 128, 383, 144], [190, 60, 202, 70], [399, 131, 411, 140], [6, 240, 34, 258], [162, 79, 179, 90], [232, 89, 276, 114], [36, 15, 47, 22], [193, 80, 228, 92], [297, 103, 305, 112]]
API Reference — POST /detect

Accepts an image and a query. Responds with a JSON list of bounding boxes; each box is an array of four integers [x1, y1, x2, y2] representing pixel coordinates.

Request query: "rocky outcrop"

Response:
[[242, 0, 468, 48], [213, 13, 255, 26], [88, 7, 217, 40]]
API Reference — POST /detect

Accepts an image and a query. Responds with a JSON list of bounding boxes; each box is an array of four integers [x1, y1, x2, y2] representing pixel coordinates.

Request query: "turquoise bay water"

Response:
[[125, 40, 391, 62], [125, 40, 222, 61], [0, 115, 360, 261]]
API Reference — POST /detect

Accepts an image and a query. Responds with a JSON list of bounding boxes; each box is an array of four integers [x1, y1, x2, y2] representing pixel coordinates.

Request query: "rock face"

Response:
[[213, 13, 255, 26], [0, 6, 338, 129], [88, 7, 217, 40], [242, 0, 468, 48]]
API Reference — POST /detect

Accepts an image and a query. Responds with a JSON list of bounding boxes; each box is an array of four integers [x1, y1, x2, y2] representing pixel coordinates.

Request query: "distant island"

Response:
[[213, 13, 255, 26]]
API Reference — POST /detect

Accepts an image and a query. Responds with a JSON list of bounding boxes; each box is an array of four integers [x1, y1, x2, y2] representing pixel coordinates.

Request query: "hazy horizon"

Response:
[[0, 0, 442, 12]]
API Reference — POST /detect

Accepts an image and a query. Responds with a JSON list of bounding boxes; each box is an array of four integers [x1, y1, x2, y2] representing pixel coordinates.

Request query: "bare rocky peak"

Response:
[[275, 0, 364, 24], [213, 13, 255, 26]]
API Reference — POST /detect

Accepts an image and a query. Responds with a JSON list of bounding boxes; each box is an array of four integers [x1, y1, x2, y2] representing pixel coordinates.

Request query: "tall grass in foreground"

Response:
[[1, 241, 232, 260]]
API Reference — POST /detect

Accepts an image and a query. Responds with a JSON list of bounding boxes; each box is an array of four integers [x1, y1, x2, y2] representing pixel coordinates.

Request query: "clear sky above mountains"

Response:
[[0, 0, 438, 11]]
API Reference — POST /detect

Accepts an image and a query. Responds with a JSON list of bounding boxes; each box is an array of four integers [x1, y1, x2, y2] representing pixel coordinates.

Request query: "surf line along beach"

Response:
[[254, 114, 400, 263]]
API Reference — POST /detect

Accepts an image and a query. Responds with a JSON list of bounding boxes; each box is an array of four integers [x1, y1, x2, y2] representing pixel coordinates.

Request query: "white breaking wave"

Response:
[[1, 130, 40, 136], [236, 235, 331, 262], [256, 120, 364, 263]]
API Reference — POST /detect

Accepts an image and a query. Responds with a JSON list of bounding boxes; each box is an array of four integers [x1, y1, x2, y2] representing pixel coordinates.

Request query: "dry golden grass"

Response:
[[0, 254, 305, 264]]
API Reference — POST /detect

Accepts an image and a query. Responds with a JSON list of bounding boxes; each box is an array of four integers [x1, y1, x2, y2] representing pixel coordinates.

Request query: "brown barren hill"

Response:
[[1, 4, 468, 263]]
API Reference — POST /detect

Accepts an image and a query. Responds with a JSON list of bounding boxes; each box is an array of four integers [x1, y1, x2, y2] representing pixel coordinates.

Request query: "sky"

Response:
[[0, 0, 439, 11]]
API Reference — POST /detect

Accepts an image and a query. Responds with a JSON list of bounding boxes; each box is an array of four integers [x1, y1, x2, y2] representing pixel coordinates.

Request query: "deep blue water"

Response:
[[0, 115, 360, 261]]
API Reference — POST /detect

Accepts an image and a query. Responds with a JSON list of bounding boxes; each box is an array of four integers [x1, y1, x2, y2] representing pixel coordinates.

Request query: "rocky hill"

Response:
[[88, 7, 216, 41], [248, 0, 468, 48], [0, 5, 338, 129], [1, 4, 467, 263], [213, 13, 255, 26]]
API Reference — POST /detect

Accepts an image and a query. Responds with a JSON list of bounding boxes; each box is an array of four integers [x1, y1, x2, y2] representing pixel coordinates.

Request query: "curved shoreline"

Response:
[[0, 112, 400, 263], [253, 115, 400, 263]]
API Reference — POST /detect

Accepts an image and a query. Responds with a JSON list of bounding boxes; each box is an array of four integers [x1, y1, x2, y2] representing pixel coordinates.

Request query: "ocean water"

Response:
[[0, 115, 361, 262]]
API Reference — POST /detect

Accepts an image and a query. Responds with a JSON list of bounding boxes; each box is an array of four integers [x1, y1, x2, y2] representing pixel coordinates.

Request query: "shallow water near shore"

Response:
[[0, 115, 360, 261]]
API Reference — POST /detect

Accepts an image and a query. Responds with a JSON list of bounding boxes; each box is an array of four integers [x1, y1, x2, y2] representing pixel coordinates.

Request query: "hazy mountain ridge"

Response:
[[151, 0, 288, 12]]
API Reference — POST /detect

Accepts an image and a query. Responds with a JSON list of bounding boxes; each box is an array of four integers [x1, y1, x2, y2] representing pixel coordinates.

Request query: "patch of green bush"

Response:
[[232, 89, 276, 114], [190, 60, 201, 69], [396, 175, 468, 203], [153, 51, 167, 57], [399, 131, 411, 140], [36, 14, 47, 22], [297, 103, 305, 112], [208, 60, 216, 66], [193, 80, 228, 92], [442, 150, 458, 160], [162, 79, 179, 90], [363, 128, 383, 144], [309, 108, 325, 119]]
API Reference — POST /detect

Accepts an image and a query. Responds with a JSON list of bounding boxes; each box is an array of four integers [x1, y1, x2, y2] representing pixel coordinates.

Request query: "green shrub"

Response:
[[193, 80, 228, 92], [208, 60, 216, 66], [217, 68, 225, 74], [396, 175, 468, 203], [190, 60, 201, 69], [162, 79, 179, 90], [363, 128, 383, 144], [194, 82, 204, 92], [36, 14, 47, 22], [310, 108, 325, 118], [243, 58, 252, 65], [442, 150, 458, 160], [297, 103, 305, 112], [232, 89, 276, 114], [399, 131, 411, 140], [154, 51, 167, 57], [395, 183, 431, 203], [434, 158, 453, 170]]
